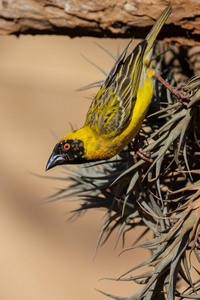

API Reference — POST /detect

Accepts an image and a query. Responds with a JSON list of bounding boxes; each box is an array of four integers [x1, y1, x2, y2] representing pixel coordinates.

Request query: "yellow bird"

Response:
[[46, 5, 173, 171]]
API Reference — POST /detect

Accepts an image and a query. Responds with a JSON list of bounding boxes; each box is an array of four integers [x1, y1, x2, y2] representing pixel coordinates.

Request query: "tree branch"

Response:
[[0, 0, 199, 46]]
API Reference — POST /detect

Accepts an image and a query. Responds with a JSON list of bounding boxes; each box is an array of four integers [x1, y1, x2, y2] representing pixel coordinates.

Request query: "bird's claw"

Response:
[[128, 135, 153, 164], [134, 148, 153, 164], [172, 83, 194, 106], [154, 72, 193, 106]]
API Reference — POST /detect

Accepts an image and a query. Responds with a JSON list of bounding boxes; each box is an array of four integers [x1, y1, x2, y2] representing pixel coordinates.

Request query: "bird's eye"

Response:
[[63, 143, 70, 151]]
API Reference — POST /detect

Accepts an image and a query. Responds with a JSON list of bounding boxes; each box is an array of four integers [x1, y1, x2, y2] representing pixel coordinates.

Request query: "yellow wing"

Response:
[[85, 40, 147, 138]]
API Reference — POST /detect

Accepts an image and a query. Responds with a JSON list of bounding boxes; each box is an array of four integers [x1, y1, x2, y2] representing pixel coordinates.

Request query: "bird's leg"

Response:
[[154, 71, 193, 105], [128, 134, 153, 164]]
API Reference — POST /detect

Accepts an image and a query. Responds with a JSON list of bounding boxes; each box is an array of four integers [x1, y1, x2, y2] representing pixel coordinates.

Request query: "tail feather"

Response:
[[145, 5, 173, 60]]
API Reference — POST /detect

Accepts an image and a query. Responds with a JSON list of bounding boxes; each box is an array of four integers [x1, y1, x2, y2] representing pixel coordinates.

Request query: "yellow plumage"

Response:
[[46, 5, 173, 170]]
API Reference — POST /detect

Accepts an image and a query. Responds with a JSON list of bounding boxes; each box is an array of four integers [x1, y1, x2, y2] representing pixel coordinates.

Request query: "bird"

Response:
[[46, 5, 173, 171]]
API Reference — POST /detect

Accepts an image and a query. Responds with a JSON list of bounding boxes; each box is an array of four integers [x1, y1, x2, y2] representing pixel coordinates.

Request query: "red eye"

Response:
[[63, 143, 70, 150]]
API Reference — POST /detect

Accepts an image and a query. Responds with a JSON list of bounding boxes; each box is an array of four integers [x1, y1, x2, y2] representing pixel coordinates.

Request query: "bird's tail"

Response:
[[144, 4, 173, 64]]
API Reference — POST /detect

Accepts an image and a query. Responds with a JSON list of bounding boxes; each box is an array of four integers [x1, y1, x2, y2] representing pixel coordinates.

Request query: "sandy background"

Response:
[[0, 35, 149, 300]]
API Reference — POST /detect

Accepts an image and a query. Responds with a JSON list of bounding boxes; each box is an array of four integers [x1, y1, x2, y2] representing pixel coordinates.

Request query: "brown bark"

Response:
[[0, 0, 199, 45]]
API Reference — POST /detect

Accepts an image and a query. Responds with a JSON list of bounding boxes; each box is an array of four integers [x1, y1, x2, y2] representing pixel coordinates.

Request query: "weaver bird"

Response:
[[46, 5, 173, 171]]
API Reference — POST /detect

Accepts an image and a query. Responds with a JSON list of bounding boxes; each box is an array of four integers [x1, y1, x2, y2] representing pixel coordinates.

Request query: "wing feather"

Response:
[[85, 40, 147, 138]]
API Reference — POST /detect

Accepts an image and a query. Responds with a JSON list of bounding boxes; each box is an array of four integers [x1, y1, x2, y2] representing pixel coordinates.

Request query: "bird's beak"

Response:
[[46, 153, 66, 171]]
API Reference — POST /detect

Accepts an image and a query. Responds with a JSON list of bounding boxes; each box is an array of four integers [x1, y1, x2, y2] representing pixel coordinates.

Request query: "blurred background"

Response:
[[0, 36, 150, 300]]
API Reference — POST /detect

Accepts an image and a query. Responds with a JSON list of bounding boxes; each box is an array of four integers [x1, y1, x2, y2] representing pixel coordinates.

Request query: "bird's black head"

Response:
[[46, 139, 86, 171]]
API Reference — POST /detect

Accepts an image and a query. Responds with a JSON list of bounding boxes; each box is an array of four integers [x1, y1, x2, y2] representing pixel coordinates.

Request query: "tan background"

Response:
[[0, 36, 148, 300]]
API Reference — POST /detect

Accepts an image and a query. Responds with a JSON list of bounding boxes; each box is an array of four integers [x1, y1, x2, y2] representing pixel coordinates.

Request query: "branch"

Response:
[[0, 0, 200, 46]]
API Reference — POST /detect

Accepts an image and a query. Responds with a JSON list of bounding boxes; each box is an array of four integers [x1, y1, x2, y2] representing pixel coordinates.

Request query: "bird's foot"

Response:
[[170, 82, 194, 106], [128, 136, 153, 164], [154, 72, 193, 106], [134, 148, 153, 164]]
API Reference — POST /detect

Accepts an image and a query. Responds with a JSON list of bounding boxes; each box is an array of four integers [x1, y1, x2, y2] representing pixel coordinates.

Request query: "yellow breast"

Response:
[[109, 76, 154, 151]]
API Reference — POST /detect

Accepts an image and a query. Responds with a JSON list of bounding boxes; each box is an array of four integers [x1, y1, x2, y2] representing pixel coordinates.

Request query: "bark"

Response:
[[0, 0, 199, 46]]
